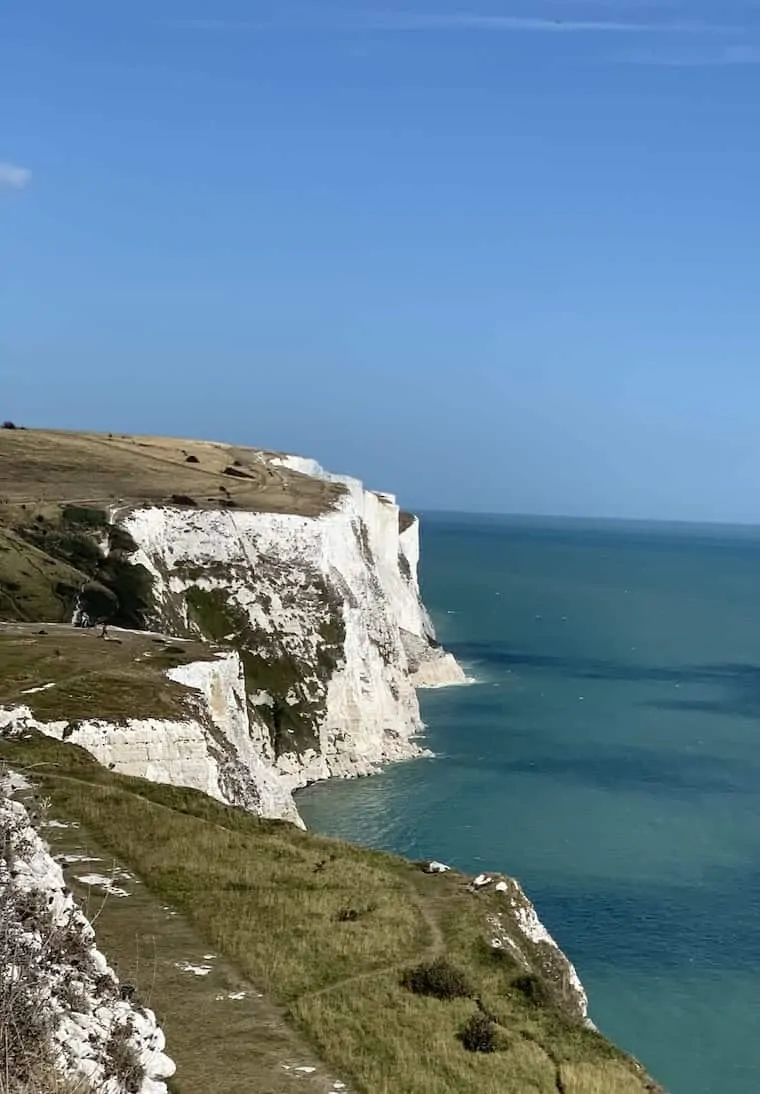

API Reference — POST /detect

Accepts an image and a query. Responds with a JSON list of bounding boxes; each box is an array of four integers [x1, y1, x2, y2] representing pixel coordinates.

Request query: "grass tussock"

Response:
[[0, 733, 661, 1094], [5, 1067, 93, 1093]]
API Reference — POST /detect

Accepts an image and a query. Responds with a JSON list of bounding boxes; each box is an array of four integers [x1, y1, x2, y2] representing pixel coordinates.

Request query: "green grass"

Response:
[[32, 804, 336, 1094], [0, 629, 217, 722], [0, 733, 662, 1094], [0, 526, 84, 623]]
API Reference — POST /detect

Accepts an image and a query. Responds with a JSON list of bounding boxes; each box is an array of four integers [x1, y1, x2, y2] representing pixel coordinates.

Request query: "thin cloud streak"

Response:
[[366, 12, 737, 33], [0, 162, 32, 190], [624, 43, 760, 63], [164, 10, 741, 35]]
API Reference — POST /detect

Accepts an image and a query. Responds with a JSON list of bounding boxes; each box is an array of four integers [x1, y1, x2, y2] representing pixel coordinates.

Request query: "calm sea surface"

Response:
[[298, 513, 760, 1094]]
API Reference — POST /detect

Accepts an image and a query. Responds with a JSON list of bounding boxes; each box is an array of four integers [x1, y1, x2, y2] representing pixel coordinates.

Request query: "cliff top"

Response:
[[0, 622, 219, 721], [0, 427, 346, 623], [0, 426, 345, 516]]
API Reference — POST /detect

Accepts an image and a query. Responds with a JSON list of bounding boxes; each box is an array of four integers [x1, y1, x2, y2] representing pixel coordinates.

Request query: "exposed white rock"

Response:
[[1, 457, 465, 829], [472, 873, 492, 888], [426, 861, 451, 873], [166, 654, 303, 825], [174, 961, 213, 976], [0, 778, 175, 1094], [21, 682, 56, 695], [111, 463, 463, 811], [0, 652, 303, 829], [486, 875, 590, 1023]]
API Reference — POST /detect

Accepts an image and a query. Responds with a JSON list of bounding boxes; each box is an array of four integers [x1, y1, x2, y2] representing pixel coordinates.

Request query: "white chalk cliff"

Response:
[[118, 461, 463, 814], [0, 772, 175, 1094], [1, 457, 466, 826]]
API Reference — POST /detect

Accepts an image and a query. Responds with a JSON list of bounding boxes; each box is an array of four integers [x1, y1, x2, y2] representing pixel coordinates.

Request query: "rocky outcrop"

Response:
[[424, 860, 589, 1024], [0, 652, 304, 828], [0, 772, 175, 1093]]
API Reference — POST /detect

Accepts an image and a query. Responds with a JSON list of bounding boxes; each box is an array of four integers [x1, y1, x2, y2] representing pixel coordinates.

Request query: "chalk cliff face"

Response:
[[0, 456, 465, 826], [0, 773, 175, 1094], [112, 461, 465, 802], [0, 653, 304, 826]]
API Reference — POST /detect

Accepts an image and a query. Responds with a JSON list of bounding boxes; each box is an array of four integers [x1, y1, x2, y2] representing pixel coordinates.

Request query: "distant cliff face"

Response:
[[0, 452, 465, 825], [113, 459, 465, 800]]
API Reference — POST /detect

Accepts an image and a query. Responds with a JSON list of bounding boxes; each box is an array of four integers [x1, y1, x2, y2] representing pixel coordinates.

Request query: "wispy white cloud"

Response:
[[625, 43, 760, 64], [0, 162, 32, 190], [366, 12, 737, 32], [164, 9, 741, 36]]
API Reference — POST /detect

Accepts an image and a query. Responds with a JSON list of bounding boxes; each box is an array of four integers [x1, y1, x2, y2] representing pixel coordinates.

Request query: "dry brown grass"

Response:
[[0, 628, 216, 722], [5, 1068, 93, 1093], [560, 1061, 660, 1094], [0, 428, 343, 517], [0, 428, 346, 624]]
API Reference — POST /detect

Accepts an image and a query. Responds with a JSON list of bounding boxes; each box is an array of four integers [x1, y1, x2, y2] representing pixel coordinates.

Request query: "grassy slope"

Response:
[[0, 428, 344, 623], [0, 429, 663, 1092], [0, 626, 217, 722], [0, 733, 660, 1094], [38, 812, 347, 1094]]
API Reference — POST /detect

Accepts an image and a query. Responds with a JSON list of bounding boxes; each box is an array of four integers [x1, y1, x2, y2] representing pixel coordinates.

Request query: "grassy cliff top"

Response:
[[0, 427, 346, 623], [0, 426, 344, 516], [0, 624, 216, 721], [0, 731, 662, 1094]]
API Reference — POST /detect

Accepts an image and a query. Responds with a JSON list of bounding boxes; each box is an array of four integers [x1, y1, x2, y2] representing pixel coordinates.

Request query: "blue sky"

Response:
[[3, 1, 760, 521]]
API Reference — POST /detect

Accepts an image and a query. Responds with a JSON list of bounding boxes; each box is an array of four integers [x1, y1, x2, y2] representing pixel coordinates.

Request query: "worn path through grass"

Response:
[[0, 734, 663, 1094], [29, 795, 353, 1094]]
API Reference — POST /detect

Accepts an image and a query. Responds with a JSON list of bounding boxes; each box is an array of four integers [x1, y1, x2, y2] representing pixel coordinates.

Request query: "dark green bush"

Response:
[[105, 1021, 145, 1093], [401, 958, 473, 1001], [460, 1012, 498, 1053], [511, 973, 553, 1006]]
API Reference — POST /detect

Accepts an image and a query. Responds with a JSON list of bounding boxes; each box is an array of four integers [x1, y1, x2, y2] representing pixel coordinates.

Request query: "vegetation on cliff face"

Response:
[[5, 505, 155, 628], [0, 733, 662, 1094], [185, 581, 345, 758]]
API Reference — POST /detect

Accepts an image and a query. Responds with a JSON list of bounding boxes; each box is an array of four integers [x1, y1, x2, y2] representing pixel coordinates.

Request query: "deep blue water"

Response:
[[298, 513, 760, 1094]]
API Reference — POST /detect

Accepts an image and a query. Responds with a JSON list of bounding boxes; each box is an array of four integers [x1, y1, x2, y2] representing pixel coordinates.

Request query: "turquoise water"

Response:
[[298, 513, 760, 1094]]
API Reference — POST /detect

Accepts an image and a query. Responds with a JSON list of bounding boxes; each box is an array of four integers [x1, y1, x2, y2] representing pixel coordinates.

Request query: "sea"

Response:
[[297, 513, 760, 1094]]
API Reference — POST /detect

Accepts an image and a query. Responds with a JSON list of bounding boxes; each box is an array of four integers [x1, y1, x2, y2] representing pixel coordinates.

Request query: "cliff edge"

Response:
[[0, 428, 465, 823]]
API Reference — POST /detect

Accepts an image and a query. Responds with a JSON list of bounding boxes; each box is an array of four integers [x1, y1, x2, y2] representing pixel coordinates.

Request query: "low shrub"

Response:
[[459, 1011, 498, 1053], [401, 958, 473, 1001]]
